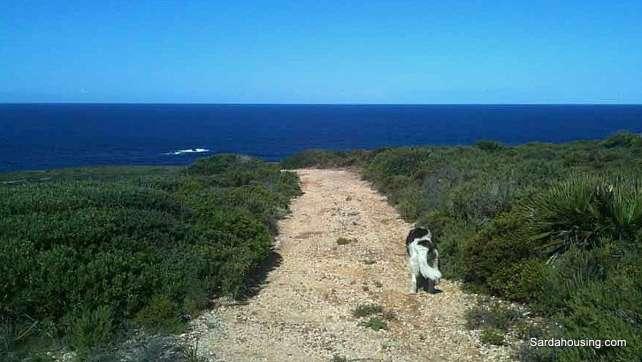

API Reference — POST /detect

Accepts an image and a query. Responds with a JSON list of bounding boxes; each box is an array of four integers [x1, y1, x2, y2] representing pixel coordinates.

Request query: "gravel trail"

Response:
[[193, 169, 513, 361]]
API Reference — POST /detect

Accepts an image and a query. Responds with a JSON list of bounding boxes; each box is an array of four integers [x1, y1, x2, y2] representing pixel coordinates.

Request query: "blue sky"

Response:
[[1, 1, 641, 103]]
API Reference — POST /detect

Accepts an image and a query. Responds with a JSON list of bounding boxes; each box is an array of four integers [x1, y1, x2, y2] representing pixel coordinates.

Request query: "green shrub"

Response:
[[352, 304, 383, 318], [466, 300, 522, 332], [364, 148, 432, 180], [449, 178, 514, 224], [221, 185, 290, 233], [0, 155, 300, 356], [428, 219, 474, 279], [462, 212, 533, 287], [487, 260, 549, 302], [394, 184, 426, 219], [600, 131, 642, 148], [106, 333, 201, 362], [280, 149, 368, 169], [359, 317, 387, 331], [475, 140, 506, 152], [134, 295, 182, 333], [67, 306, 114, 353], [523, 175, 642, 257], [517, 345, 559, 362], [479, 328, 505, 345], [536, 245, 613, 313], [336, 237, 355, 245], [556, 285, 640, 361], [185, 154, 263, 177]]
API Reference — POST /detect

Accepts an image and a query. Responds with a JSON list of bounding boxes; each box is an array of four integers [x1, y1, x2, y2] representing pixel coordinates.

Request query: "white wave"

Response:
[[165, 148, 210, 155]]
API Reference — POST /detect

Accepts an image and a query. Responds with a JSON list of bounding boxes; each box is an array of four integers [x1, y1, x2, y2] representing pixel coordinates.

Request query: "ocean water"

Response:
[[1, 104, 641, 172]]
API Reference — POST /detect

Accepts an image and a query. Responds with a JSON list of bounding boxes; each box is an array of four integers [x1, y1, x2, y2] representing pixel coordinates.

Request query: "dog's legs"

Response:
[[426, 278, 436, 293], [409, 260, 419, 293], [409, 273, 418, 293]]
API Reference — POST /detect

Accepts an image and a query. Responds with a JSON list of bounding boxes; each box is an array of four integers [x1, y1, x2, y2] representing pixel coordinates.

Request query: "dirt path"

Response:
[[191, 169, 512, 361]]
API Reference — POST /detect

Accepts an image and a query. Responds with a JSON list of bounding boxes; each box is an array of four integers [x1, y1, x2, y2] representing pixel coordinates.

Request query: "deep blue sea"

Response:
[[1, 104, 641, 172]]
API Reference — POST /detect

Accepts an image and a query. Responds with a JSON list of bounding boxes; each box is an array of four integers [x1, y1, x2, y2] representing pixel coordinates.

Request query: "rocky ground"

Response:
[[185, 169, 514, 361]]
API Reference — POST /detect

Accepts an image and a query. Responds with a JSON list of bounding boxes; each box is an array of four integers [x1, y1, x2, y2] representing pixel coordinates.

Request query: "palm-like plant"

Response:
[[602, 178, 642, 239], [523, 175, 642, 260]]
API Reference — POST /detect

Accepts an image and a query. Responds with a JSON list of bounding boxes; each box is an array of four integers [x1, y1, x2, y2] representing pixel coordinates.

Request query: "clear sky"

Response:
[[1, 1, 641, 104]]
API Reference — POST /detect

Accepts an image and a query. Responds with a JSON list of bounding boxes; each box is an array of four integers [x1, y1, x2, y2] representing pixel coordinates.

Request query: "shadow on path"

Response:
[[237, 248, 283, 302]]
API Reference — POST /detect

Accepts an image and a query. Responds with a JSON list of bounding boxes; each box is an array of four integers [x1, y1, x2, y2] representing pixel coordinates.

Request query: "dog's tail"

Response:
[[418, 251, 442, 283]]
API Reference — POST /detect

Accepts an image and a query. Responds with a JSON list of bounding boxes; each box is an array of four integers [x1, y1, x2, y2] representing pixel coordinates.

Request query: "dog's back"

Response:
[[406, 227, 431, 254]]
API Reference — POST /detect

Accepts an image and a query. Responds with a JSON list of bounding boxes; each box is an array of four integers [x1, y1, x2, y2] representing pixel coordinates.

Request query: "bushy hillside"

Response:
[[0, 155, 300, 360], [282, 133, 642, 361]]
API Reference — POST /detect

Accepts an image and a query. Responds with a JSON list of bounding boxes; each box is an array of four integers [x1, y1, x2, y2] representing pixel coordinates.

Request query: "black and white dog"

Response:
[[406, 227, 442, 294]]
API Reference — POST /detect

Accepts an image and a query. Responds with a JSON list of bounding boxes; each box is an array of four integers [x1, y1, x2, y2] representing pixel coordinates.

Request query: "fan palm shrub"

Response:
[[523, 175, 642, 259]]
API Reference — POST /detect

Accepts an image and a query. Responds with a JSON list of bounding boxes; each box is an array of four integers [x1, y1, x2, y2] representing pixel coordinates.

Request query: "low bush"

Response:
[[475, 140, 506, 152], [359, 317, 387, 331], [66, 306, 115, 354], [486, 259, 548, 303], [0, 155, 301, 357], [336, 237, 355, 245], [466, 299, 523, 332], [133, 295, 182, 334], [462, 212, 533, 288], [352, 304, 384, 318], [523, 175, 642, 257], [479, 328, 505, 346], [599, 131, 642, 148], [281, 149, 373, 169]]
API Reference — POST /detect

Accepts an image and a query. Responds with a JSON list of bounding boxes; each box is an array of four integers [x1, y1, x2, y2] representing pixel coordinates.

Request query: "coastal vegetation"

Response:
[[282, 132, 642, 361], [0, 155, 300, 360], [2, 133, 640, 361]]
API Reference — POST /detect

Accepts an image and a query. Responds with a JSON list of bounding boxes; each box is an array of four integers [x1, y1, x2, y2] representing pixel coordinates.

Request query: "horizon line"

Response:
[[2, 102, 642, 106]]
